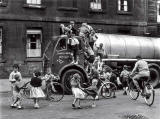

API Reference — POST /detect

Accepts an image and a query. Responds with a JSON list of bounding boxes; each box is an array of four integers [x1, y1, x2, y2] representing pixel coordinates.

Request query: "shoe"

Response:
[[72, 104, 76, 109], [95, 96, 99, 100], [34, 104, 40, 109], [113, 95, 116, 98], [17, 106, 24, 110], [91, 104, 96, 108], [10, 104, 17, 108], [77, 106, 82, 109]]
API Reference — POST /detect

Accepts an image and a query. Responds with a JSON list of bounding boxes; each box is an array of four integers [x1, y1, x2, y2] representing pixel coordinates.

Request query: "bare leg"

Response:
[[92, 99, 96, 107], [77, 99, 82, 109], [133, 79, 141, 91], [72, 98, 77, 108]]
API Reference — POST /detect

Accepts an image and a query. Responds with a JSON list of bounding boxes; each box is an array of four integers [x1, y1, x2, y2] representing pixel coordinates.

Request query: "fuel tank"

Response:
[[94, 33, 160, 59]]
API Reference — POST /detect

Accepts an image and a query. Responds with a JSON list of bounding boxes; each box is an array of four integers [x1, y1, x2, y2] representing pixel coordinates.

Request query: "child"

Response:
[[44, 67, 58, 98], [85, 79, 98, 107], [9, 64, 22, 82], [10, 74, 24, 109], [9, 64, 22, 107], [120, 65, 130, 95], [30, 70, 45, 109], [71, 73, 85, 109]]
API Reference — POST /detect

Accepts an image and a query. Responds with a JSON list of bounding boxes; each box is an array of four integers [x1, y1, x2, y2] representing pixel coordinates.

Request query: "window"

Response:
[[157, 1, 160, 22], [59, 0, 77, 8], [0, 0, 3, 3], [0, 28, 2, 56], [90, 0, 102, 10], [118, 0, 128, 12], [26, 0, 41, 5], [26, 30, 42, 58], [56, 38, 67, 51]]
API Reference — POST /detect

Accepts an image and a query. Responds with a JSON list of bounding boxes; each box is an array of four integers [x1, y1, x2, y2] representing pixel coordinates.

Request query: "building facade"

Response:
[[0, 0, 159, 77]]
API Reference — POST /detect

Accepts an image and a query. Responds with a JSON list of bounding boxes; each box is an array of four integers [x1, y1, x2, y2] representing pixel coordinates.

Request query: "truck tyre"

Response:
[[149, 67, 160, 88], [62, 69, 86, 94]]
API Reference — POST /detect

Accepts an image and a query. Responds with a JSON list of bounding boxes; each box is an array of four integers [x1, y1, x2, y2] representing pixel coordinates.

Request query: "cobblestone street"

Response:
[[0, 90, 160, 119]]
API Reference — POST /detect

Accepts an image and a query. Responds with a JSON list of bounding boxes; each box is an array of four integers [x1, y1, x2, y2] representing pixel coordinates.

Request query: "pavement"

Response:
[[0, 90, 160, 119]]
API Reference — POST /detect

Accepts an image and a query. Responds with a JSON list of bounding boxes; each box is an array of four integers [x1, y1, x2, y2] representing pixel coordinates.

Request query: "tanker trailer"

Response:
[[94, 33, 160, 87]]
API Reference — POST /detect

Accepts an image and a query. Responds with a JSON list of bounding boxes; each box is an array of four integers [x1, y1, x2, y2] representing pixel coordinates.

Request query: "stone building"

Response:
[[0, 0, 159, 77]]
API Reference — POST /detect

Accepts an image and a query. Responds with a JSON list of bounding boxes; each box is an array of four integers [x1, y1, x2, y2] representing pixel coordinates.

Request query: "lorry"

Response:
[[43, 33, 160, 93]]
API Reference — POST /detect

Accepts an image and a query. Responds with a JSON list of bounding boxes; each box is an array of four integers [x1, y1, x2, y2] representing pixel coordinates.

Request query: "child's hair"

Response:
[[13, 64, 19, 70], [34, 70, 41, 77], [73, 73, 80, 79]]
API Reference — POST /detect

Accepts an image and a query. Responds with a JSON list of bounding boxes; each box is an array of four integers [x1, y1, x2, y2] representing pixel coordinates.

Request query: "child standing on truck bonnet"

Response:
[[30, 70, 45, 109], [9, 64, 22, 107]]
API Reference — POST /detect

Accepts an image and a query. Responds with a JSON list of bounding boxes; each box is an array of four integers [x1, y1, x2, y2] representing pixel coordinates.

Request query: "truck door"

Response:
[[52, 38, 71, 74]]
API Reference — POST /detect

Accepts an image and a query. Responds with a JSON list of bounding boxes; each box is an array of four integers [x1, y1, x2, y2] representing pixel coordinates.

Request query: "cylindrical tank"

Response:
[[95, 33, 160, 59]]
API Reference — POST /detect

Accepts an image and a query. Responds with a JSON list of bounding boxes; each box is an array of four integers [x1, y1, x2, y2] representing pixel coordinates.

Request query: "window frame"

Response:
[[0, 28, 2, 57], [57, 0, 78, 11], [24, 0, 46, 9], [26, 29, 42, 58], [90, 0, 102, 11], [117, 0, 133, 15], [56, 38, 67, 52], [89, 0, 106, 13], [0, 0, 7, 7], [157, 1, 160, 22], [26, 0, 41, 5]]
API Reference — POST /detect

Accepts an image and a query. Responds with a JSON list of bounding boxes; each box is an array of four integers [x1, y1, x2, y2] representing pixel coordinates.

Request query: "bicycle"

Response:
[[128, 76, 155, 106], [21, 75, 64, 102], [82, 76, 117, 99], [98, 76, 117, 99]]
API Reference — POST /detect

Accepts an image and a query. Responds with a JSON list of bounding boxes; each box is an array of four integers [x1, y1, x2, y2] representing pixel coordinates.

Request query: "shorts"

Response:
[[133, 71, 150, 81], [121, 77, 129, 87]]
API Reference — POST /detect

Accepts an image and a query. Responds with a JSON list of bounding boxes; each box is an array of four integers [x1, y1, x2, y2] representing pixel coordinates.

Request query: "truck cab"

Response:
[[43, 35, 88, 93]]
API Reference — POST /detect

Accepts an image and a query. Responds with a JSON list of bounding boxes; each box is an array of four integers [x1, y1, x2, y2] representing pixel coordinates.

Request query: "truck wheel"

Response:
[[62, 69, 86, 94], [149, 67, 160, 88]]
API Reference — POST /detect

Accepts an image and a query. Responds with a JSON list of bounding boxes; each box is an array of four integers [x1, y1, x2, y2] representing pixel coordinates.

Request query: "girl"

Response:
[[70, 73, 85, 109], [30, 70, 45, 109]]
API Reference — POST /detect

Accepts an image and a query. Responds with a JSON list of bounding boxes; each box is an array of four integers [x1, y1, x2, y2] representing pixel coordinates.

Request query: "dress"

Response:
[[70, 78, 85, 99], [30, 77, 45, 98]]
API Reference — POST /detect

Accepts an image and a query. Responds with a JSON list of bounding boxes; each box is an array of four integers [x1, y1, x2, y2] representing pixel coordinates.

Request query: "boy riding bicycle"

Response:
[[130, 56, 150, 94]]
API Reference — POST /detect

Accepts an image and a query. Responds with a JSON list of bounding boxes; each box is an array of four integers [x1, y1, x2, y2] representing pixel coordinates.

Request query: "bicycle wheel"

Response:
[[129, 81, 139, 100], [47, 82, 64, 102], [144, 84, 155, 106]]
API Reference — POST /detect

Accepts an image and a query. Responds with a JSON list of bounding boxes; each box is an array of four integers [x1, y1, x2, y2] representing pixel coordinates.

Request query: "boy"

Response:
[[10, 74, 23, 109], [120, 65, 130, 95], [9, 64, 22, 108]]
